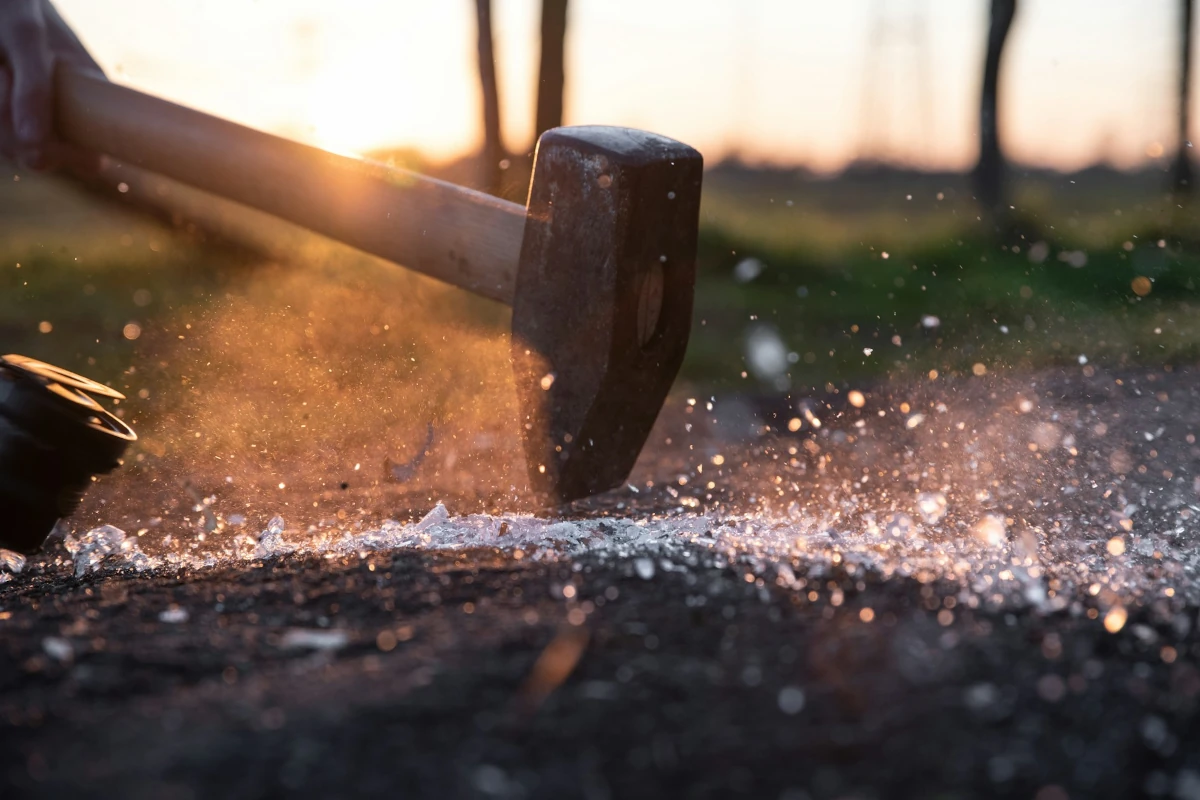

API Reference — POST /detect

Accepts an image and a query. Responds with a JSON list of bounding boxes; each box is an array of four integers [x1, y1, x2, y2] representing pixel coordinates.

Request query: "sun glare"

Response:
[[293, 15, 483, 160], [298, 58, 480, 160], [302, 67, 399, 157]]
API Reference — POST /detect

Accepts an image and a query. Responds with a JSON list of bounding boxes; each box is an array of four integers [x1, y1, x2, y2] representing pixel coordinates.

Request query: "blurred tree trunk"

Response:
[[974, 0, 1017, 217], [533, 0, 569, 149], [1173, 0, 1195, 196], [474, 0, 505, 194]]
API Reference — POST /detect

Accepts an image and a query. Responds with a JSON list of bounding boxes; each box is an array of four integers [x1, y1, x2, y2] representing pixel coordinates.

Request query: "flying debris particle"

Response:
[[905, 414, 925, 430], [916, 492, 948, 524], [1141, 715, 1172, 755], [1109, 450, 1134, 474], [540, 372, 556, 390], [973, 515, 1007, 546], [964, 682, 999, 712], [1057, 250, 1088, 268], [634, 557, 656, 580], [159, 606, 189, 624], [1031, 422, 1062, 451], [921, 315, 940, 329], [863, 347, 874, 356], [42, 637, 73, 662], [777, 686, 806, 715], [1107, 536, 1126, 556], [885, 513, 915, 539], [847, 390, 865, 408], [1104, 606, 1128, 634], [517, 627, 590, 714], [1037, 674, 1066, 703], [745, 325, 790, 389], [1132, 276, 1152, 296], [733, 257, 765, 283], [280, 628, 349, 652], [972, 363, 988, 376], [376, 630, 398, 652]]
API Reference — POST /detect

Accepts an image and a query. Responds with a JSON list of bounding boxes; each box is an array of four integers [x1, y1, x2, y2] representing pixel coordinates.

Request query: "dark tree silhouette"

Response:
[[1173, 0, 1195, 196], [474, 0, 505, 194], [974, 0, 1018, 217], [533, 0, 569, 148]]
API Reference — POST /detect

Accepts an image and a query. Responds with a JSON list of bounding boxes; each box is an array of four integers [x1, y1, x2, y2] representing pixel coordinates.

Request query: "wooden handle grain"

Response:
[[54, 69, 526, 305]]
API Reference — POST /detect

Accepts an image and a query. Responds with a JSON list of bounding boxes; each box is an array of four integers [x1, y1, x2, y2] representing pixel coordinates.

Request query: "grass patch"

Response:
[[4, 163, 1200, 408]]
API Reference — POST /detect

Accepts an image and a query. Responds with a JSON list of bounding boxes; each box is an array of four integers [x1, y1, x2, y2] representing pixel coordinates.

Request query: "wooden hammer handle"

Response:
[[54, 68, 526, 305]]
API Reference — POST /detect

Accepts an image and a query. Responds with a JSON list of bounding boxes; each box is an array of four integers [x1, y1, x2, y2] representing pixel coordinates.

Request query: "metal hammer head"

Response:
[[512, 126, 703, 502]]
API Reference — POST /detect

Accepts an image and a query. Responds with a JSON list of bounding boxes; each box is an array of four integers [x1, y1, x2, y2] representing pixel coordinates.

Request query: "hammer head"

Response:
[[512, 126, 703, 502]]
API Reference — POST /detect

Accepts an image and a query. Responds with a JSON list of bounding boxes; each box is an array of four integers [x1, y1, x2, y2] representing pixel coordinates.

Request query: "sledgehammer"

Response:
[[53, 69, 703, 502]]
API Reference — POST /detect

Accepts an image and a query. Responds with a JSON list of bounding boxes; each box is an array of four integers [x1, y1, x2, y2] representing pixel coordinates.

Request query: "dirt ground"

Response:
[[3, 364, 1200, 799]]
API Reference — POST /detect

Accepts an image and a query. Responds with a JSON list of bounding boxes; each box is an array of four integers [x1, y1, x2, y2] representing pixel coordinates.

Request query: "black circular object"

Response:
[[0, 355, 136, 554]]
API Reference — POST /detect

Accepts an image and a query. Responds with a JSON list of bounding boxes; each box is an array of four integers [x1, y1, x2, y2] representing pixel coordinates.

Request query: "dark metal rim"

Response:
[[0, 354, 126, 400], [0, 361, 137, 465]]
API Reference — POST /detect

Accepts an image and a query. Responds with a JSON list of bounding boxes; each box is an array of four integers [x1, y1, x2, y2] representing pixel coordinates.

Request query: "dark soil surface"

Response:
[[4, 365, 1200, 799]]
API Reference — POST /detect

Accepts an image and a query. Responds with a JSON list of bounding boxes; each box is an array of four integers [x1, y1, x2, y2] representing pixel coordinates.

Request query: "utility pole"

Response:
[[974, 0, 1018, 217], [1173, 0, 1195, 196], [533, 0, 569, 147], [474, 0, 505, 194], [858, 0, 935, 165]]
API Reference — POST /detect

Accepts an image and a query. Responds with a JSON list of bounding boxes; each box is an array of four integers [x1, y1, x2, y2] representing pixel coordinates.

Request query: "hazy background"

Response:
[[54, 0, 1189, 172]]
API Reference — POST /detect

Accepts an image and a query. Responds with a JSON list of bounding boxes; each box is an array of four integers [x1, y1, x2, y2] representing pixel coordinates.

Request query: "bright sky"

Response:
[[55, 0, 1188, 173]]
